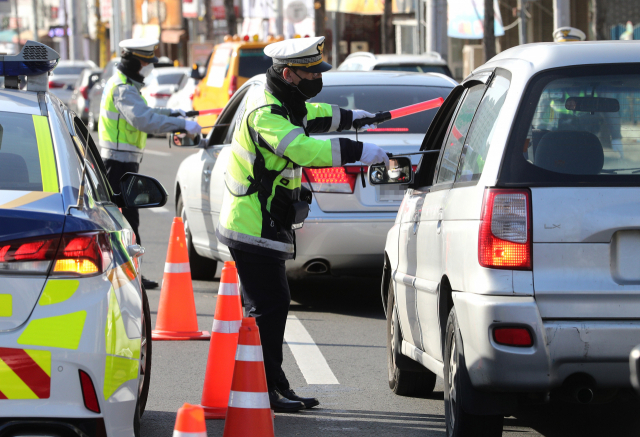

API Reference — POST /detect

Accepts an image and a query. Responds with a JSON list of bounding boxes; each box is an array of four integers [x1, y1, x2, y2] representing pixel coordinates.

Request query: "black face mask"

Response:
[[292, 70, 323, 98]]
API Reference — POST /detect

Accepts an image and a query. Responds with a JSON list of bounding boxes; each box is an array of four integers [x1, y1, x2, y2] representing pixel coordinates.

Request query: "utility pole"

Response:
[[552, 0, 569, 29], [382, 0, 393, 53], [592, 0, 605, 40], [203, 0, 214, 39], [517, 0, 527, 45], [275, 0, 283, 36], [483, 0, 495, 61], [68, 0, 83, 60], [13, 0, 20, 51], [111, 0, 121, 57], [31, 0, 38, 42], [426, 0, 447, 59], [331, 11, 337, 64], [156, 0, 162, 55], [224, 0, 236, 35], [314, 0, 325, 37]]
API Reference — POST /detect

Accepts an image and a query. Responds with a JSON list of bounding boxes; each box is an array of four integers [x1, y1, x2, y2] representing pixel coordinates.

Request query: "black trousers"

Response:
[[229, 247, 291, 392], [104, 159, 141, 245]]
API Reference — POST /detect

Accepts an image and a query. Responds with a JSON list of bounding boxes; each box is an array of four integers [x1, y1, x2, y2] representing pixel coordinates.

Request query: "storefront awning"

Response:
[[161, 29, 186, 44]]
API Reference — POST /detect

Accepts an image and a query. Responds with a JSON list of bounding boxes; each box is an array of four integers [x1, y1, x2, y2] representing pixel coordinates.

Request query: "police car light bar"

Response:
[[1, 40, 60, 91]]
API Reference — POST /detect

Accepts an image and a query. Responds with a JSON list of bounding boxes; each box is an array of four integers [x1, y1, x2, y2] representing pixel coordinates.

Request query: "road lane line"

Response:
[[284, 315, 339, 385], [145, 150, 171, 157], [148, 207, 170, 213]]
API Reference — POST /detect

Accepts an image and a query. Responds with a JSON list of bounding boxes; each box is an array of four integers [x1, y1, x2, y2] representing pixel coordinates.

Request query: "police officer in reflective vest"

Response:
[[216, 36, 389, 412], [99, 38, 202, 289]]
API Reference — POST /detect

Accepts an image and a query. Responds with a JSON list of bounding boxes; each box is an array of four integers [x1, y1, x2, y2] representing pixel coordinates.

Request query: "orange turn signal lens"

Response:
[[53, 259, 99, 275]]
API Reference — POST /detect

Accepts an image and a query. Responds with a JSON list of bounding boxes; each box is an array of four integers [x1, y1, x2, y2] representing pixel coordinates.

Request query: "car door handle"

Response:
[[127, 244, 145, 259]]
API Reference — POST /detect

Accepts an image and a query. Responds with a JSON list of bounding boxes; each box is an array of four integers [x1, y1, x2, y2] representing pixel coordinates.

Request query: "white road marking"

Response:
[[284, 315, 339, 385], [145, 150, 171, 157], [148, 207, 171, 213]]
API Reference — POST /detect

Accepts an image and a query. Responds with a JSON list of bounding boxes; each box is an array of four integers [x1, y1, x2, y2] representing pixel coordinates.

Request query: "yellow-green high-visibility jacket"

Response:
[[216, 83, 363, 259]]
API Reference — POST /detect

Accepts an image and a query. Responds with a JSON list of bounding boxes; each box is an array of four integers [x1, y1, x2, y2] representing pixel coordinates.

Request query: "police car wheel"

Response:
[[177, 195, 217, 280], [138, 284, 152, 417], [386, 280, 437, 396], [444, 307, 503, 437]]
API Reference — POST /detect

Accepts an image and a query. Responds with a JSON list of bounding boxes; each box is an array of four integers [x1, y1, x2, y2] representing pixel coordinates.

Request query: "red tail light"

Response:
[[302, 167, 361, 193], [0, 235, 60, 275], [228, 75, 238, 98], [48, 81, 65, 89], [150, 92, 172, 98], [478, 188, 532, 270], [52, 232, 112, 277], [493, 327, 533, 347], [79, 370, 101, 413], [79, 85, 89, 100]]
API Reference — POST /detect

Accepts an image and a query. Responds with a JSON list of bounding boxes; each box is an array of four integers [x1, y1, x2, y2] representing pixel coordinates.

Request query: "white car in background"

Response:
[[49, 60, 98, 105], [167, 74, 198, 113], [141, 67, 190, 108], [173, 71, 456, 279], [379, 41, 640, 436], [338, 52, 453, 78]]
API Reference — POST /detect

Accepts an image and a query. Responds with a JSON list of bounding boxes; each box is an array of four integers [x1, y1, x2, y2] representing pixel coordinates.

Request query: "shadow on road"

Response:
[[289, 275, 385, 320]]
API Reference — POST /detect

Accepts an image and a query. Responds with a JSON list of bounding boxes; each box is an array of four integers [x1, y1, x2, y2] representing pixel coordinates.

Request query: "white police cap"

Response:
[[264, 36, 332, 73], [553, 27, 586, 42], [119, 38, 159, 63]]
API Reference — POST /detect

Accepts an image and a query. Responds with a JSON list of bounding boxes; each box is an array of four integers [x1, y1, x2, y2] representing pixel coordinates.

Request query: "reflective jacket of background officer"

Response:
[[216, 36, 389, 413], [98, 38, 202, 289]]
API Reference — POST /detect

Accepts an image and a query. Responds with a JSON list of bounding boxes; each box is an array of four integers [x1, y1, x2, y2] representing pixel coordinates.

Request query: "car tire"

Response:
[[387, 280, 437, 396], [87, 111, 97, 132], [138, 284, 152, 416], [444, 307, 503, 437], [177, 195, 217, 280]]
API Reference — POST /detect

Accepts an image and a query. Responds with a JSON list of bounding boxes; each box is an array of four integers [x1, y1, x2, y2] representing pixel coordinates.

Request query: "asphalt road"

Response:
[[137, 136, 640, 437]]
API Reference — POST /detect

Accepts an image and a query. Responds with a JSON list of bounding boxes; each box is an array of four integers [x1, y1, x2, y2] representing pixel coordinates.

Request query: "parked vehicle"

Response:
[[141, 67, 190, 108], [191, 36, 275, 132], [167, 74, 198, 113], [377, 41, 640, 436], [174, 71, 455, 279], [68, 68, 102, 123], [49, 60, 98, 105], [338, 52, 453, 78], [0, 41, 164, 437], [87, 58, 120, 131]]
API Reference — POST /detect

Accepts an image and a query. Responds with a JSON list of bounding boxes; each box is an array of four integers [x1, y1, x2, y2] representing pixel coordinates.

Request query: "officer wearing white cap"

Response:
[[553, 26, 586, 42], [216, 36, 388, 412], [99, 38, 202, 289]]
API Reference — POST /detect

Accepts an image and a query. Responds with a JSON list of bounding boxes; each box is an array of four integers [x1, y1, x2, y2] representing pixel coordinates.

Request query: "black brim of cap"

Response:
[[297, 61, 333, 73]]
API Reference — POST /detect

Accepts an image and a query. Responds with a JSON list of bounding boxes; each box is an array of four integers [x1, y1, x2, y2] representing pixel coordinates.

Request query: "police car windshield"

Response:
[[0, 113, 52, 192], [309, 85, 452, 134]]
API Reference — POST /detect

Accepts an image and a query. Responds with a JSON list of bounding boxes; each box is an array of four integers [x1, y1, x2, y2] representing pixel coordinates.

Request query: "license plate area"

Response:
[[376, 185, 407, 202], [0, 348, 51, 399]]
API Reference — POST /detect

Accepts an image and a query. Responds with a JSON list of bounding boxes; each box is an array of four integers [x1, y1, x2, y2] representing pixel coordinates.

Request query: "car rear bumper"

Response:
[[285, 212, 396, 277], [452, 291, 639, 392]]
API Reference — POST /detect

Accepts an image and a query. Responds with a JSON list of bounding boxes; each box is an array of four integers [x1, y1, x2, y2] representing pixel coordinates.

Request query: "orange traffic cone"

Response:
[[173, 403, 207, 437], [199, 261, 243, 419], [152, 217, 210, 341], [223, 317, 275, 437]]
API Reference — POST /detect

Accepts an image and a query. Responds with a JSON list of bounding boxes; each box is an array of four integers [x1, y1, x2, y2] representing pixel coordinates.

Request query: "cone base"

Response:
[[199, 405, 227, 420], [152, 329, 211, 341]]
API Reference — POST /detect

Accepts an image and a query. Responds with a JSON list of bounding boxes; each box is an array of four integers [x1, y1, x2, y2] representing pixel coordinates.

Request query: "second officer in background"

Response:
[[98, 38, 202, 289], [216, 36, 389, 412]]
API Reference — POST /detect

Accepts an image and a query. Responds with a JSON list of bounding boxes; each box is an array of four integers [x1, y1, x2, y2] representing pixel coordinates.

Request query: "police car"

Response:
[[0, 41, 166, 436]]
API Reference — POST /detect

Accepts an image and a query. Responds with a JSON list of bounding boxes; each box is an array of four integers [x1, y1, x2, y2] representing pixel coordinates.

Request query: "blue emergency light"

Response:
[[0, 41, 60, 91]]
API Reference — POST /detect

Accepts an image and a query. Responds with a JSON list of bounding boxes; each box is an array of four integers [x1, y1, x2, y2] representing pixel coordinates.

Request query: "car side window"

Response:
[[455, 73, 511, 184], [435, 84, 486, 184], [72, 117, 111, 203]]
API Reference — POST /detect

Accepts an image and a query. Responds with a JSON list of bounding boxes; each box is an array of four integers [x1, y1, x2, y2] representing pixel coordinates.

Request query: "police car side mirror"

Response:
[[368, 157, 414, 185], [116, 173, 168, 209], [170, 132, 203, 148]]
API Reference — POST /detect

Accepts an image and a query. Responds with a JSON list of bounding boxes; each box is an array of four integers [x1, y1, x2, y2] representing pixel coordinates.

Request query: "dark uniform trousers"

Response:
[[229, 247, 291, 392], [105, 159, 141, 244]]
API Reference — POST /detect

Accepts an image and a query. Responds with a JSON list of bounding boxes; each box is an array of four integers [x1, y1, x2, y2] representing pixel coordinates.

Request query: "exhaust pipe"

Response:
[[573, 386, 594, 404], [304, 260, 329, 274]]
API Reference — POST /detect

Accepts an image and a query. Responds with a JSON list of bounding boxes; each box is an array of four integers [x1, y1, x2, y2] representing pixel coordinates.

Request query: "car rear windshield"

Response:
[[0, 113, 58, 192], [238, 49, 272, 79], [499, 64, 640, 187], [54, 66, 88, 75], [373, 64, 453, 77], [309, 85, 453, 134], [153, 72, 186, 85]]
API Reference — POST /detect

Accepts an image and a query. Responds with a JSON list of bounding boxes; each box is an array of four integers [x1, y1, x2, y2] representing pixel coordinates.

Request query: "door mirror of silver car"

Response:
[[368, 157, 414, 185], [170, 132, 203, 148], [117, 173, 168, 209]]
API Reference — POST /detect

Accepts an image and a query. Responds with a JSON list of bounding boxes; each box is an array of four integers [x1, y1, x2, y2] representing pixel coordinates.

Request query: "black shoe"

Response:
[[277, 388, 320, 409], [268, 390, 305, 412], [141, 276, 158, 290]]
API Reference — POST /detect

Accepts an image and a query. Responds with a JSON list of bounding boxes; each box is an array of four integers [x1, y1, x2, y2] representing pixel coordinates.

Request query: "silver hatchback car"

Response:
[[379, 40, 640, 436]]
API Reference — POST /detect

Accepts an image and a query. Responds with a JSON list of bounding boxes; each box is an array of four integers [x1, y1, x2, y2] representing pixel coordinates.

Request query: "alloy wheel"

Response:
[[447, 330, 458, 433], [388, 303, 397, 380]]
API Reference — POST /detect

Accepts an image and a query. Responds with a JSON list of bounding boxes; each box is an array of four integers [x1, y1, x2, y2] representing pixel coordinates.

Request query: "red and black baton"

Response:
[[352, 97, 444, 130]]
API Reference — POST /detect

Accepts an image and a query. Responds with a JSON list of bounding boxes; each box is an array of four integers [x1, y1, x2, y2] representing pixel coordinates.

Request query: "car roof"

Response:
[[484, 40, 640, 75], [345, 52, 447, 65], [152, 67, 190, 75], [0, 88, 42, 115], [249, 71, 457, 88]]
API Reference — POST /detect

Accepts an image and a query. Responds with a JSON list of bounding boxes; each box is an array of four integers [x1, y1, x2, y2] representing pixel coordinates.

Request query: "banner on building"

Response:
[[447, 0, 504, 39], [242, 0, 315, 38], [325, 0, 412, 15], [183, 0, 200, 18]]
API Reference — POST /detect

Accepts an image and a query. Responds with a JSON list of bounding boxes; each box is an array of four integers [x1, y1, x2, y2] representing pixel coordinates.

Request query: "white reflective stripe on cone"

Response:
[[164, 262, 191, 273], [172, 431, 208, 437], [211, 319, 242, 334], [235, 344, 264, 362], [218, 282, 239, 296], [228, 391, 270, 409]]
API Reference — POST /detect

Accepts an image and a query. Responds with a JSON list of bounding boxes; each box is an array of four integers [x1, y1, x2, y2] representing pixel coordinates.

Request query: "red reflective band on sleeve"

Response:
[[0, 347, 51, 399]]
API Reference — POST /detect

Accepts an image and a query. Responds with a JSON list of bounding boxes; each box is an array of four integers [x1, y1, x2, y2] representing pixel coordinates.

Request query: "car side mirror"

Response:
[[368, 157, 414, 185], [117, 173, 168, 208], [169, 132, 203, 148]]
